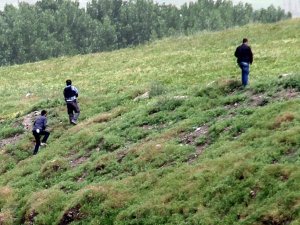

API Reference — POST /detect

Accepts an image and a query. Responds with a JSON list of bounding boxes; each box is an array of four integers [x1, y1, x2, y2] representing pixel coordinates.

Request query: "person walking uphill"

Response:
[[235, 38, 253, 86], [32, 110, 50, 155], [63, 79, 80, 125]]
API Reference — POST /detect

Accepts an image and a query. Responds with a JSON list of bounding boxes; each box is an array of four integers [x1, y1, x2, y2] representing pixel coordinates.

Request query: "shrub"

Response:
[[0, 126, 24, 139], [102, 134, 123, 152], [279, 74, 300, 91], [40, 159, 69, 178], [149, 82, 166, 97], [148, 98, 184, 114]]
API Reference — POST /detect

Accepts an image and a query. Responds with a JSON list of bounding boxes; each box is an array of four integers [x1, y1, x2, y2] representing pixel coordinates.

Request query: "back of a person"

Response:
[[236, 43, 252, 63], [64, 85, 77, 101], [32, 115, 46, 131], [63, 79, 80, 125], [32, 110, 50, 155]]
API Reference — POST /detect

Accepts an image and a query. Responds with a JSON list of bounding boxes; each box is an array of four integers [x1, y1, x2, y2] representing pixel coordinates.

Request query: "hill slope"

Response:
[[0, 19, 300, 225]]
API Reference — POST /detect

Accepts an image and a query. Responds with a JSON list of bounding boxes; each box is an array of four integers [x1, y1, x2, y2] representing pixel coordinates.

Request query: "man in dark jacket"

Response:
[[63, 79, 80, 125], [32, 110, 50, 155], [235, 38, 253, 86]]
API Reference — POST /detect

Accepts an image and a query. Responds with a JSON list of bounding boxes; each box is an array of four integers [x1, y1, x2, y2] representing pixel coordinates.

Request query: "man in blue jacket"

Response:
[[235, 38, 253, 86], [63, 79, 80, 125], [32, 110, 50, 155]]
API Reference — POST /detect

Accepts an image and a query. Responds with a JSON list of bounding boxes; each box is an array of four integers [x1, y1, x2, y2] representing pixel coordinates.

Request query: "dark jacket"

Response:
[[32, 116, 47, 131], [235, 43, 253, 64], [63, 85, 79, 102]]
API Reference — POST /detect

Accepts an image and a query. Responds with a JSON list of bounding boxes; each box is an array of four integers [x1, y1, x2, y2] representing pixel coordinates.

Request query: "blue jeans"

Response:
[[239, 62, 250, 86]]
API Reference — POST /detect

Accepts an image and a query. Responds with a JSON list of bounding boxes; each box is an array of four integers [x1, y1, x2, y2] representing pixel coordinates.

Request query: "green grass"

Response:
[[0, 19, 300, 225]]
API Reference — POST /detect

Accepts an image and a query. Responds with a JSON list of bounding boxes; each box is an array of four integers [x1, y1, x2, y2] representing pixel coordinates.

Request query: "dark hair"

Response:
[[41, 110, 47, 116], [66, 79, 72, 85], [243, 38, 248, 43]]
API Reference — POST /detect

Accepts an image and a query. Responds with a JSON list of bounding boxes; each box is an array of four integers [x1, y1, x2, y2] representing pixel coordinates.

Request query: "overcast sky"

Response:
[[0, 0, 284, 10]]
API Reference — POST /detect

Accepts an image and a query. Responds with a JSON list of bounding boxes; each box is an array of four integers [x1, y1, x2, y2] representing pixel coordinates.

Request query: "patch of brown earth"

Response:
[[187, 143, 209, 163], [248, 88, 299, 107], [261, 214, 291, 225], [70, 157, 88, 168], [249, 94, 269, 107], [142, 124, 167, 131], [224, 102, 240, 110], [180, 125, 209, 145], [76, 172, 88, 183], [116, 150, 128, 163], [0, 111, 39, 149], [27, 210, 38, 225], [0, 135, 22, 149], [180, 125, 210, 163], [274, 88, 299, 100], [21, 210, 38, 225], [59, 205, 84, 225], [22, 111, 39, 131]]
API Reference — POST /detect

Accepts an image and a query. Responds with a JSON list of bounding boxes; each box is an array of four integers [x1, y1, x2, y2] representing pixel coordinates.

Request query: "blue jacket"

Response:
[[32, 116, 47, 131]]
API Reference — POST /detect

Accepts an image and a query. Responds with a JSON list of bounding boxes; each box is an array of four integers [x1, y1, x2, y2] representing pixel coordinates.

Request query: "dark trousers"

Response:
[[66, 101, 80, 123], [32, 130, 50, 155]]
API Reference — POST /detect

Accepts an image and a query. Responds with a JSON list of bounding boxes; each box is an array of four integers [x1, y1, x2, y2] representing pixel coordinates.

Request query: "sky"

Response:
[[0, 0, 283, 10]]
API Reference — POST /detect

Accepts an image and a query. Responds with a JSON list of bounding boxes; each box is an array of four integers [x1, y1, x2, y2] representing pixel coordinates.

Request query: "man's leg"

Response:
[[73, 101, 80, 123], [41, 130, 50, 144], [67, 103, 74, 124], [33, 131, 41, 155], [240, 63, 249, 86]]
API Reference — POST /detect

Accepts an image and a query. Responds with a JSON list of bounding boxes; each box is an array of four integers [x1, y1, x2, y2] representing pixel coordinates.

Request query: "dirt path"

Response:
[[0, 111, 38, 149]]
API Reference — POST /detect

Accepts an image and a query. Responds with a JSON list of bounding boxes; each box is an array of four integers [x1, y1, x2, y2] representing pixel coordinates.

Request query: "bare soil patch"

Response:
[[0, 111, 38, 149], [22, 111, 39, 131], [59, 205, 84, 225], [180, 125, 210, 163], [274, 88, 299, 100], [180, 125, 209, 145], [0, 135, 22, 149], [70, 156, 89, 168]]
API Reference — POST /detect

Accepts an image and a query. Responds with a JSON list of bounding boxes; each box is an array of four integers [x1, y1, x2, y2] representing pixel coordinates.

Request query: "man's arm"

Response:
[[249, 47, 253, 64], [43, 117, 47, 130], [234, 47, 239, 58], [63, 88, 67, 101], [73, 86, 79, 97]]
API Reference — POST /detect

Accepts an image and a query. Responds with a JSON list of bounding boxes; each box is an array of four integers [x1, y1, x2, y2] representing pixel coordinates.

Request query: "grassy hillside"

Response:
[[0, 19, 300, 225]]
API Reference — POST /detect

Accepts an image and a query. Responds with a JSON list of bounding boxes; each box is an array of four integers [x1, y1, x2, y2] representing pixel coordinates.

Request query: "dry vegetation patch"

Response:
[[0, 186, 14, 205], [0, 210, 13, 225], [273, 112, 295, 129]]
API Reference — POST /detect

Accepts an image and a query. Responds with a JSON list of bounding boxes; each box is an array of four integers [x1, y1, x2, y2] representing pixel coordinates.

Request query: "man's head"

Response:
[[41, 110, 47, 116], [66, 79, 72, 86], [243, 38, 248, 44]]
